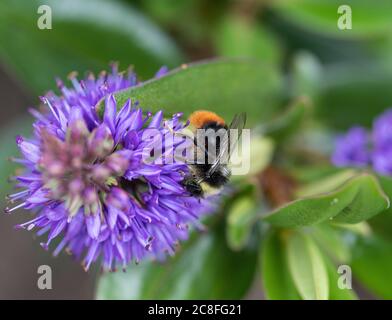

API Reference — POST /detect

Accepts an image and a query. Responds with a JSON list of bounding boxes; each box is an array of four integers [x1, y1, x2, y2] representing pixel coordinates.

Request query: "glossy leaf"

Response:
[[286, 231, 329, 300], [96, 59, 283, 126], [0, 0, 183, 94], [96, 225, 257, 299], [263, 173, 389, 227], [261, 230, 300, 300], [331, 175, 390, 224]]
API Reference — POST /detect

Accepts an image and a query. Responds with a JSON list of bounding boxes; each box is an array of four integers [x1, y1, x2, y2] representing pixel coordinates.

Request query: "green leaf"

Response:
[[289, 165, 343, 185], [291, 51, 323, 99], [96, 58, 283, 126], [0, 0, 184, 94], [226, 186, 260, 250], [331, 221, 372, 237], [290, 163, 350, 185], [96, 225, 256, 299], [296, 169, 357, 198], [263, 173, 389, 227], [331, 175, 390, 224], [272, 0, 392, 38], [315, 63, 392, 129], [286, 231, 329, 300], [259, 96, 311, 143], [260, 230, 300, 300], [142, 0, 223, 45], [351, 235, 392, 299], [215, 14, 282, 65], [323, 253, 358, 300], [369, 175, 392, 241], [310, 224, 351, 263]]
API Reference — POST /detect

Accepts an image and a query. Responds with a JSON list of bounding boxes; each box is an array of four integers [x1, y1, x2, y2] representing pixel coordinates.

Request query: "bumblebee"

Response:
[[182, 110, 246, 197]]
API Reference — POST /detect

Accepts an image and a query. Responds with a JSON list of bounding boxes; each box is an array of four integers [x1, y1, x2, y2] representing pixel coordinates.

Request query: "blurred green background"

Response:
[[1, 0, 392, 299]]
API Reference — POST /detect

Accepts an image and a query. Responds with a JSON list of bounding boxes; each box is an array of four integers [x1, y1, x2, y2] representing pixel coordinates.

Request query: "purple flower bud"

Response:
[[88, 124, 114, 159], [68, 179, 85, 196], [83, 187, 98, 205], [46, 161, 65, 176], [105, 153, 129, 175], [91, 165, 112, 183]]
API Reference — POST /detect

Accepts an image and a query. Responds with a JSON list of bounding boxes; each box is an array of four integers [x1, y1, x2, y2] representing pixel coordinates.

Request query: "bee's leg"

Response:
[[182, 175, 203, 197]]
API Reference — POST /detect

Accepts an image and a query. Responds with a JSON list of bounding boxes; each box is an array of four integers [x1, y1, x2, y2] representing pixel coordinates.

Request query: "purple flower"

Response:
[[6, 65, 215, 271], [371, 108, 392, 175], [372, 148, 392, 176], [373, 109, 392, 150], [331, 126, 370, 168]]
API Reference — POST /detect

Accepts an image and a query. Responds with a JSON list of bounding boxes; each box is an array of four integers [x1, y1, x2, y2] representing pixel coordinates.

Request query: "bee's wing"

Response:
[[207, 112, 247, 176], [181, 129, 217, 167]]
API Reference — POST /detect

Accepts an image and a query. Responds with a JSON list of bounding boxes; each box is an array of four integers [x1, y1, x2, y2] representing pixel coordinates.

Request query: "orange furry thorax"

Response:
[[188, 110, 226, 129]]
